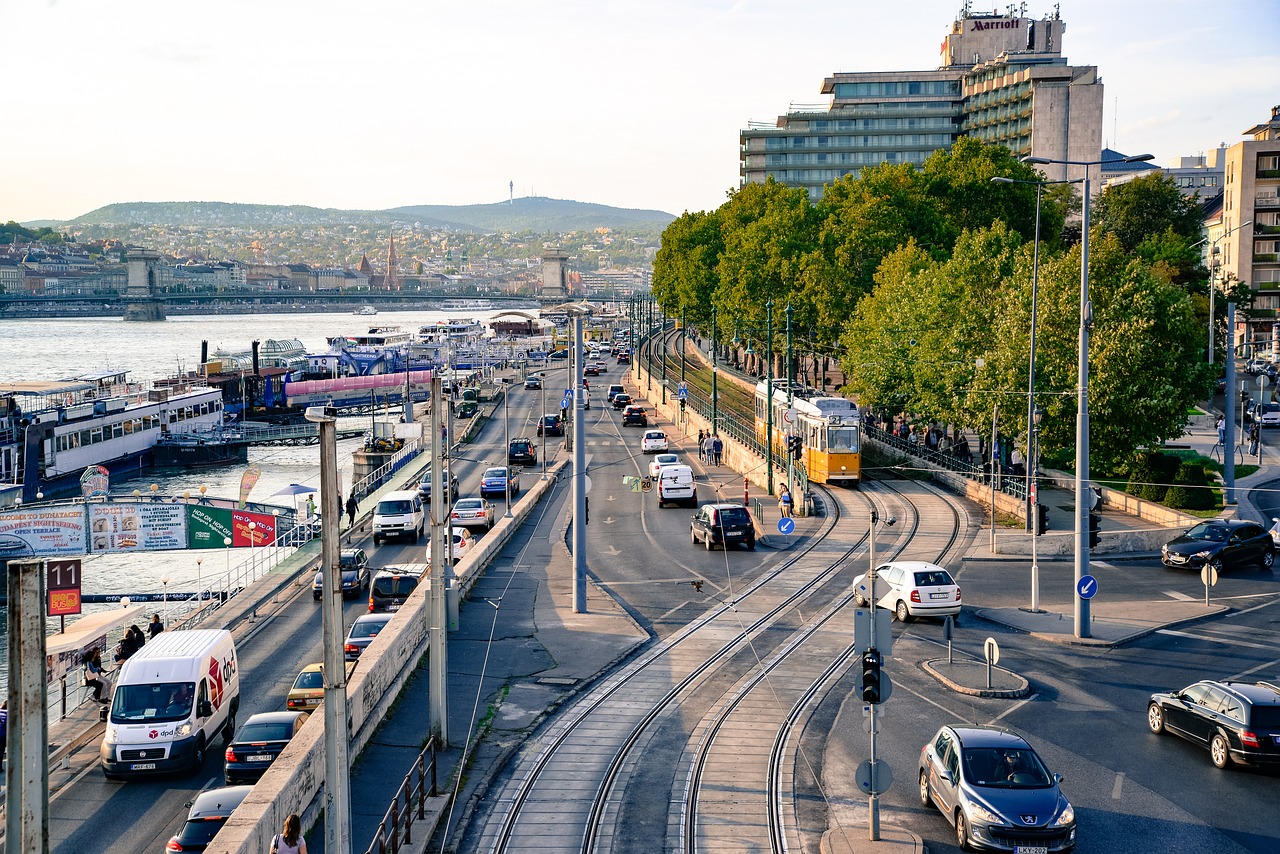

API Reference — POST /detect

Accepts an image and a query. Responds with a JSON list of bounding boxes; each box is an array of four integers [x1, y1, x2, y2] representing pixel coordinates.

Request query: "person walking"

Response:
[[84, 648, 109, 704], [346, 493, 358, 529], [713, 435, 723, 466], [1249, 421, 1261, 456], [778, 486, 793, 518], [697, 430, 705, 460], [1217, 416, 1226, 446], [271, 814, 307, 854], [148, 613, 164, 639], [304, 494, 316, 520]]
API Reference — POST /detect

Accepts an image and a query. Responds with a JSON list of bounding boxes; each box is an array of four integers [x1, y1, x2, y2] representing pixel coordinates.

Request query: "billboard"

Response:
[[0, 507, 88, 557], [88, 503, 187, 554], [187, 506, 277, 549]]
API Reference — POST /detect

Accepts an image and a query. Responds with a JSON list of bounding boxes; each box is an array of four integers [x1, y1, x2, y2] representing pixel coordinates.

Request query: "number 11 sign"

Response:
[[47, 558, 83, 617]]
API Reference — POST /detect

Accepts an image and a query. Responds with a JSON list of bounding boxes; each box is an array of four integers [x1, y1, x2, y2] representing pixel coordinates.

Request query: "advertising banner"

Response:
[[238, 465, 262, 509], [47, 558, 83, 617], [80, 465, 110, 499], [0, 507, 88, 557], [187, 506, 277, 549], [88, 503, 187, 554]]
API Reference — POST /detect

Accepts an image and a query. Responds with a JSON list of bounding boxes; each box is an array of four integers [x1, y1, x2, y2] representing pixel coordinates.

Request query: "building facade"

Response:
[[1219, 106, 1280, 323]]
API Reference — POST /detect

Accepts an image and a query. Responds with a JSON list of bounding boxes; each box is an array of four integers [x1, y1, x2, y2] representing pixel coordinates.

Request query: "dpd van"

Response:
[[100, 629, 240, 778]]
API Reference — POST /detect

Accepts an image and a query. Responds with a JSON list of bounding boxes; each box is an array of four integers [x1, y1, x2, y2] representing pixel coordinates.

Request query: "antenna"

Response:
[[509, 180, 514, 205]]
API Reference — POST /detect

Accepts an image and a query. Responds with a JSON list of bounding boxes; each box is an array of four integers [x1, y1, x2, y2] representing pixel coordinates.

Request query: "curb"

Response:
[[920, 658, 1031, 699]]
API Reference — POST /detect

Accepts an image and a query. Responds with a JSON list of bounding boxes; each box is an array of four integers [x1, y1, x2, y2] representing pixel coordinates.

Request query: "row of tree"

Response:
[[651, 138, 1226, 473]]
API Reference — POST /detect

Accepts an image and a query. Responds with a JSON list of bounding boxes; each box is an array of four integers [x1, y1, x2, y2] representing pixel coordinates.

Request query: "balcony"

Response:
[[1258, 169, 1280, 180], [1255, 254, 1279, 264], [1257, 224, 1280, 235], [1255, 195, 1280, 208]]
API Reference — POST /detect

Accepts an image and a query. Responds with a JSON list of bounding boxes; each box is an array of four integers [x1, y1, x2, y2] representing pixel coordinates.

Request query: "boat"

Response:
[[354, 305, 379, 316], [152, 431, 249, 468], [440, 298, 491, 311], [209, 338, 308, 373]]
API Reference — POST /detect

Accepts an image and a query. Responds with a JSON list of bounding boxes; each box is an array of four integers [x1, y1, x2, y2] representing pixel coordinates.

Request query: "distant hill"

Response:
[[62, 197, 676, 233]]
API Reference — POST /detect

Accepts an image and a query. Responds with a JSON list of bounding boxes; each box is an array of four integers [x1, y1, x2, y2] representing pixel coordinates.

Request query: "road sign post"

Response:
[[1200, 564, 1218, 607], [983, 636, 1000, 689]]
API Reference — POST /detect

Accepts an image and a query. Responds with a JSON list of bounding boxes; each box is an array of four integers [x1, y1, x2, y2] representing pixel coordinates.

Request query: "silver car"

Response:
[[918, 725, 1076, 852]]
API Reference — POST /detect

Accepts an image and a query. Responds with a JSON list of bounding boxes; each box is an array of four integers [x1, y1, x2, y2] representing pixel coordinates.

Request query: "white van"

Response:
[[373, 490, 425, 544], [656, 464, 697, 508], [100, 629, 240, 779]]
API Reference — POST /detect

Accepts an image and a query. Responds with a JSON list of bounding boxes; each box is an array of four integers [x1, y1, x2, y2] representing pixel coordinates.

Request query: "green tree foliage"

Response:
[[1091, 172, 1203, 253], [651, 209, 723, 329], [1164, 461, 1215, 510], [1, 220, 66, 245]]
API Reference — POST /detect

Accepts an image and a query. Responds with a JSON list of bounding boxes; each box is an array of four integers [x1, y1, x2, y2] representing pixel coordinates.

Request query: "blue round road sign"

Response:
[[1077, 574, 1098, 600], [777, 517, 795, 535]]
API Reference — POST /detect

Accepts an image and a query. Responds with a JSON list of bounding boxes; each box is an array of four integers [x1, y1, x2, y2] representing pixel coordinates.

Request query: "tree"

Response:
[[1091, 172, 1204, 253], [651, 209, 723, 328]]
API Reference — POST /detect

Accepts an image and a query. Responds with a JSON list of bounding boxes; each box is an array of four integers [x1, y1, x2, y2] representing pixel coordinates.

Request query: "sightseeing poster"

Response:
[[0, 507, 88, 557], [187, 505, 277, 549], [88, 503, 187, 553]]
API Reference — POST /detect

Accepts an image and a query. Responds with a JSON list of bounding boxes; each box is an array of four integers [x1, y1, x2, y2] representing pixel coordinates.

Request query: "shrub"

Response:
[[1164, 461, 1215, 510]]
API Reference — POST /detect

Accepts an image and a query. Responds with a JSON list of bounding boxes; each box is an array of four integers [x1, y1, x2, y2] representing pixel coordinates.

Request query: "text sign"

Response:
[[1077, 574, 1099, 600], [47, 558, 83, 617]]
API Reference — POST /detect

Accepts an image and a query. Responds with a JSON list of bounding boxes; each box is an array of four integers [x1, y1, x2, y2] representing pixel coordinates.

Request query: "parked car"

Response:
[[606, 384, 625, 403], [537, 413, 563, 437], [508, 438, 537, 467], [223, 711, 310, 784], [416, 468, 458, 503], [345, 612, 395, 658], [691, 503, 755, 550], [451, 497, 496, 531], [1246, 401, 1280, 426], [1161, 519, 1275, 571], [918, 725, 1076, 852], [286, 662, 324, 711], [524, 375, 543, 390], [312, 548, 370, 600], [368, 567, 423, 613], [480, 466, 520, 498], [648, 452, 680, 480], [426, 529, 475, 566], [611, 393, 633, 410], [165, 786, 254, 853], [851, 561, 962, 622], [640, 430, 668, 454], [1147, 680, 1280, 768], [622, 405, 648, 427]]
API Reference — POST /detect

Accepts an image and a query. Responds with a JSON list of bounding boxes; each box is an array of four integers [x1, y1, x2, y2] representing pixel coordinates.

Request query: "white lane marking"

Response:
[[1163, 590, 1195, 601], [1112, 772, 1125, 800], [657, 601, 694, 622], [988, 694, 1038, 724], [1230, 657, 1280, 680], [1156, 628, 1277, 651]]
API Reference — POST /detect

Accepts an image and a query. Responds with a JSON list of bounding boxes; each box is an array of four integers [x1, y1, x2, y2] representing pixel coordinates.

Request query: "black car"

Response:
[[536, 414, 563, 437], [165, 785, 254, 853], [368, 567, 423, 613], [508, 438, 537, 467], [416, 468, 458, 504], [223, 711, 309, 784], [1161, 519, 1275, 571], [621, 405, 648, 427], [584, 364, 600, 377], [1148, 680, 1280, 768], [312, 548, 371, 600], [611, 393, 633, 410], [691, 503, 756, 550]]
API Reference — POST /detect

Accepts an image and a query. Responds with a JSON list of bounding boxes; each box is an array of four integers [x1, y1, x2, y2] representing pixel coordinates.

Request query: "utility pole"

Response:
[[7, 558, 48, 854], [428, 376, 449, 743], [765, 300, 774, 496], [572, 316, 587, 613], [786, 303, 794, 504]]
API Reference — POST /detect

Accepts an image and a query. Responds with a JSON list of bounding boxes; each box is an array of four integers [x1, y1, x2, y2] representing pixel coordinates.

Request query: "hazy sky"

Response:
[[5, 0, 1277, 223]]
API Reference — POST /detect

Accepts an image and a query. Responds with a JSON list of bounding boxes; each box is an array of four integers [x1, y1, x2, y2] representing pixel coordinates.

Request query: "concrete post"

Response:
[[573, 317, 587, 613], [429, 376, 449, 744], [6, 559, 48, 854]]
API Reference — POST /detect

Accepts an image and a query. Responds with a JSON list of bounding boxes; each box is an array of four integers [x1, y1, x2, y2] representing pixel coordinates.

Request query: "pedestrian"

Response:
[[703, 434, 715, 465], [778, 486, 793, 518], [713, 435, 723, 466], [270, 814, 307, 854], [0, 701, 7, 768], [305, 494, 316, 520], [1249, 422, 1260, 455], [697, 429, 705, 456], [84, 648, 109, 704], [346, 493, 358, 528], [1217, 416, 1226, 446], [148, 613, 164, 639]]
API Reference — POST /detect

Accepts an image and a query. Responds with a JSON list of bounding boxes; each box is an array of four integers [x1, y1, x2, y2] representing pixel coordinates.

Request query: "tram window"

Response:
[[829, 427, 857, 451]]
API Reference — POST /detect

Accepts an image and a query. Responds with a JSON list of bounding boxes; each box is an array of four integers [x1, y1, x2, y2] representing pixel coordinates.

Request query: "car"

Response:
[[1161, 519, 1275, 571], [691, 503, 756, 550], [851, 560, 962, 622], [286, 662, 324, 711], [164, 785, 254, 853], [537, 413, 563, 437], [584, 363, 600, 377], [223, 711, 310, 784], [622, 405, 648, 427], [1147, 680, 1280, 768], [617, 351, 631, 364], [611, 393, 633, 410], [508, 438, 537, 467], [524, 375, 543, 390], [548, 349, 568, 361], [368, 567, 423, 613], [451, 497, 496, 531], [591, 360, 609, 373], [372, 490, 425, 545], [648, 452, 680, 479], [640, 430, 668, 454], [480, 466, 520, 498], [606, 384, 625, 402], [345, 611, 395, 657], [918, 725, 1076, 853], [416, 468, 458, 503], [312, 548, 371, 600], [426, 529, 475, 566], [1246, 401, 1280, 426]]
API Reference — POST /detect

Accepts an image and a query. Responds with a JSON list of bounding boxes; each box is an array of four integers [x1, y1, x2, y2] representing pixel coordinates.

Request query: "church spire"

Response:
[[386, 229, 399, 291]]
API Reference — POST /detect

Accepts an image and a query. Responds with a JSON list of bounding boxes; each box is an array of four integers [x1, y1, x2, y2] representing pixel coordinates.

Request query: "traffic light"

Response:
[[679, 397, 686, 411], [861, 648, 883, 704], [1089, 513, 1101, 548], [1035, 503, 1048, 536], [787, 434, 802, 460]]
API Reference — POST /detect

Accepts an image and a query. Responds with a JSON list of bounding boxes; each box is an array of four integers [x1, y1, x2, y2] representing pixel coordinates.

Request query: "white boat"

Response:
[[440, 298, 491, 311], [354, 305, 378, 316]]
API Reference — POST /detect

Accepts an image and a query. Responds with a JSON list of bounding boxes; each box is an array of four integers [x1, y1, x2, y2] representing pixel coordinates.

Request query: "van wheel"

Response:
[[373, 535, 381, 546], [223, 703, 238, 743], [747, 538, 756, 551], [190, 736, 207, 774], [103, 769, 123, 781]]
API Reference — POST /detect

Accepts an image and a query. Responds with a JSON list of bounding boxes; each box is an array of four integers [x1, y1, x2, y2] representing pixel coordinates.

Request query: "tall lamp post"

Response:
[[711, 306, 719, 437], [1023, 151, 1153, 638]]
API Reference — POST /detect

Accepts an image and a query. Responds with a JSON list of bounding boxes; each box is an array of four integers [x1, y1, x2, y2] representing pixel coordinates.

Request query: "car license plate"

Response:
[[247, 754, 272, 762], [388, 604, 401, 611], [1169, 554, 1185, 563], [1015, 847, 1048, 854], [131, 762, 156, 770], [930, 592, 948, 599], [726, 532, 741, 538]]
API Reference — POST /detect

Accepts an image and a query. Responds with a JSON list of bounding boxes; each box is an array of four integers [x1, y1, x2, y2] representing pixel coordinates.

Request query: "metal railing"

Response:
[[865, 423, 1028, 500], [364, 737, 439, 854], [350, 438, 424, 504]]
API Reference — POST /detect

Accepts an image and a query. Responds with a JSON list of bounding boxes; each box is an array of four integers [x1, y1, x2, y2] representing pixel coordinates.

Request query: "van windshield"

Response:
[[377, 499, 414, 515], [111, 681, 195, 723]]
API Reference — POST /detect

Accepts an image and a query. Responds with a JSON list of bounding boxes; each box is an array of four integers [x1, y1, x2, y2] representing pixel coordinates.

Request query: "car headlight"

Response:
[[1161, 544, 1168, 554], [1193, 549, 1214, 560], [966, 802, 1002, 825], [105, 725, 118, 742], [175, 722, 193, 738], [1051, 802, 1075, 827]]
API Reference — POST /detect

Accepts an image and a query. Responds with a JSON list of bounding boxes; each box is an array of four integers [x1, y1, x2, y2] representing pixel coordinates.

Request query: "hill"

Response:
[[63, 197, 675, 234]]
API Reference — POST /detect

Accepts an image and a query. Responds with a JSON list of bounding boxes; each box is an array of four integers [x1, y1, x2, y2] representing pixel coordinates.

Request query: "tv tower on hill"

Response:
[[509, 181, 514, 204]]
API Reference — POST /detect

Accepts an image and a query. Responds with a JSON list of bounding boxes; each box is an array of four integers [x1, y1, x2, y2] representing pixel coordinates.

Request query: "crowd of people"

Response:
[[695, 430, 724, 465]]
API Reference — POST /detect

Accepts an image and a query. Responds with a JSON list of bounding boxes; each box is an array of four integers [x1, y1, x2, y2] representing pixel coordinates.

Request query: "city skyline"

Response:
[[5, 0, 1277, 224]]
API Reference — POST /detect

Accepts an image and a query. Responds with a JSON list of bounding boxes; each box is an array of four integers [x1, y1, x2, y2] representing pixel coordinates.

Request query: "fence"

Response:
[[350, 438, 425, 504], [864, 423, 1028, 501], [363, 738, 439, 854]]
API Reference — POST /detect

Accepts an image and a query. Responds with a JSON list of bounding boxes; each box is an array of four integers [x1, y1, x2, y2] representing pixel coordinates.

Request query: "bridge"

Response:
[[165, 420, 367, 447]]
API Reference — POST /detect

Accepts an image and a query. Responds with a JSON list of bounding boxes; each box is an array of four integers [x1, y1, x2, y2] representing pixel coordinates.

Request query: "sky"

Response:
[[4, 0, 1278, 223]]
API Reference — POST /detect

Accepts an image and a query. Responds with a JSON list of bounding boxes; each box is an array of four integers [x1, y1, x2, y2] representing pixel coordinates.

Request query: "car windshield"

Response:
[[293, 670, 323, 690], [111, 681, 194, 723], [645, 432, 663, 439], [961, 747, 1052, 788], [350, 618, 391, 638], [373, 576, 418, 597], [1185, 523, 1229, 542], [656, 454, 678, 464], [483, 468, 507, 479], [717, 508, 750, 525], [914, 570, 954, 586], [377, 499, 414, 515], [339, 554, 363, 569], [455, 500, 482, 511], [176, 818, 229, 847], [236, 720, 295, 742]]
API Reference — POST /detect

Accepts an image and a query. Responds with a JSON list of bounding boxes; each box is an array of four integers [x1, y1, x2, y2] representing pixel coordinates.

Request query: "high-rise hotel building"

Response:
[[740, 7, 1104, 199]]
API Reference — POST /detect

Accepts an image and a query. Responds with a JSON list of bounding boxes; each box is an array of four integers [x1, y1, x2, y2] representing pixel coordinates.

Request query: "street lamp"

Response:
[[160, 575, 170, 627], [1022, 151, 1154, 638], [502, 378, 513, 518], [711, 305, 719, 438]]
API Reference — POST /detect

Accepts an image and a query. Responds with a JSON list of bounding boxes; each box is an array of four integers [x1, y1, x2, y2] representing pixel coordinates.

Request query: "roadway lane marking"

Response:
[[1156, 628, 1277, 651], [1229, 656, 1280, 681], [1112, 772, 1125, 800], [657, 601, 695, 622], [988, 694, 1038, 725], [1163, 590, 1196, 601]]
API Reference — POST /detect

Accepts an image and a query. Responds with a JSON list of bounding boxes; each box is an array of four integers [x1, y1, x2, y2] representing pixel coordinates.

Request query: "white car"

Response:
[[851, 560, 961, 622], [648, 452, 680, 479], [641, 430, 668, 454], [426, 530, 475, 565]]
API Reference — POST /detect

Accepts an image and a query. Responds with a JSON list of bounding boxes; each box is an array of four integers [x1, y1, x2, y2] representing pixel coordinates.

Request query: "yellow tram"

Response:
[[754, 381, 861, 486]]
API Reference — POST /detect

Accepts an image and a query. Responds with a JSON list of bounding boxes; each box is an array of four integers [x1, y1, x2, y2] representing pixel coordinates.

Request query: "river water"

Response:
[[0, 308, 509, 691]]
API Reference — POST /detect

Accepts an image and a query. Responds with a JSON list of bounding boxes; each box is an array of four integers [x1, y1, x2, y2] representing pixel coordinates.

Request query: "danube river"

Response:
[[0, 308, 508, 692]]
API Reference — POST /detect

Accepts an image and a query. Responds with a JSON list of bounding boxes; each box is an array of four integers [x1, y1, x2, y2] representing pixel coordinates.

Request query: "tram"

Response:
[[754, 380, 861, 486]]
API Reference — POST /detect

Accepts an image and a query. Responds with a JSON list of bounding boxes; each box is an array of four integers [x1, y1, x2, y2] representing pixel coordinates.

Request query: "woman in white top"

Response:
[[272, 814, 306, 854]]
